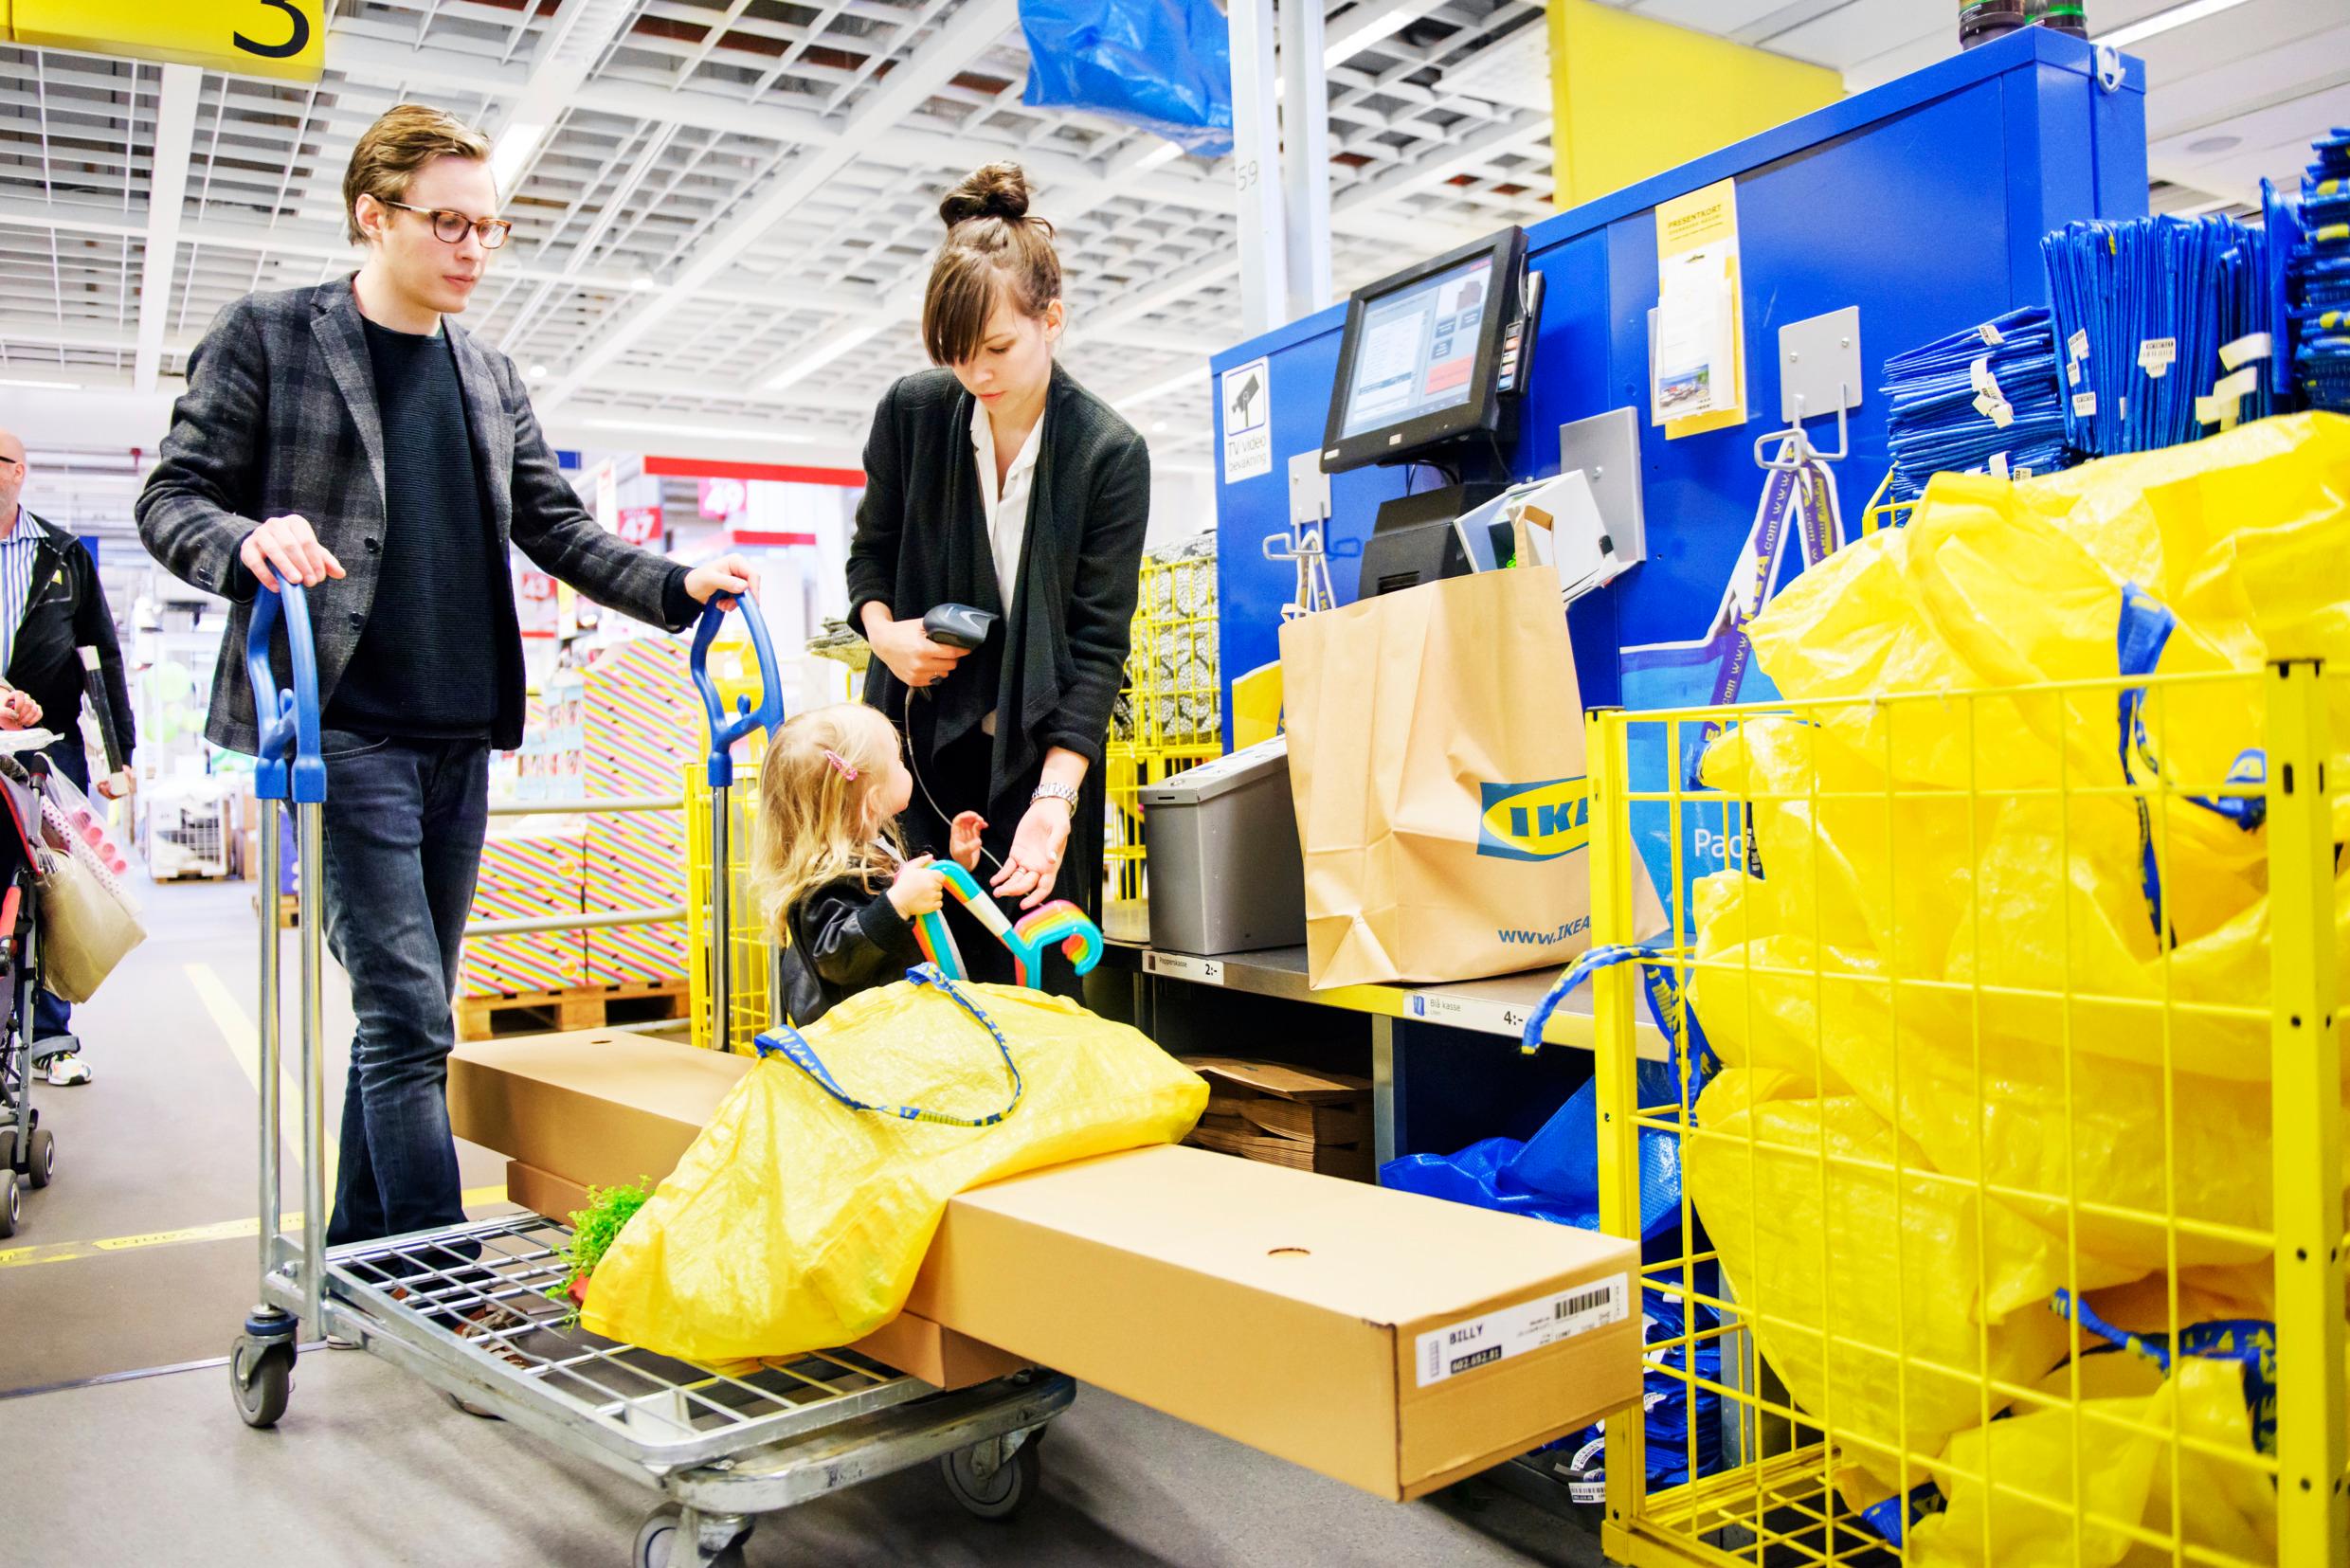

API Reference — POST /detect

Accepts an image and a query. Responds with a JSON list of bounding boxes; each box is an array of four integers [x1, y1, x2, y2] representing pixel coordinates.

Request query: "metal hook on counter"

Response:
[[1752, 385, 1852, 475]]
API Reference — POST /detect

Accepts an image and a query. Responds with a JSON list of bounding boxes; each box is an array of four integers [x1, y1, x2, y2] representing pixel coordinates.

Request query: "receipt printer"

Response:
[[1139, 735, 1308, 956]]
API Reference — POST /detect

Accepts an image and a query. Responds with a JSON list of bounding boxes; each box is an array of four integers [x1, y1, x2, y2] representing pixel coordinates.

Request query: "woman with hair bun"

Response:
[[844, 161, 1150, 992]]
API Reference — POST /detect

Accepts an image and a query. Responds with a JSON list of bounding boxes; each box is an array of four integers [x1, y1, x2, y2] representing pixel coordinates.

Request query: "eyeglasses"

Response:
[[381, 199, 513, 249], [0, 456, 22, 470]]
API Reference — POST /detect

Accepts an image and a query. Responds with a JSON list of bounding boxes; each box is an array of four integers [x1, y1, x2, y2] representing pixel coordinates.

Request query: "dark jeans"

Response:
[[318, 733, 490, 1249], [32, 738, 87, 1045]]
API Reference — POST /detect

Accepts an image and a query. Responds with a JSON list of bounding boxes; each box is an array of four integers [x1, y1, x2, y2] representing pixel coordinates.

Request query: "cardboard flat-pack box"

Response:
[[450, 1028, 741, 1186], [450, 1031, 1641, 1501], [907, 1143, 1637, 1500]]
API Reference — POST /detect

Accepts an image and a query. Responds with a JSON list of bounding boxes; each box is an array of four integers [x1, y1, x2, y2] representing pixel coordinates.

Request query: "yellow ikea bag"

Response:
[[581, 972, 1207, 1362], [1686, 1068, 2137, 1494]]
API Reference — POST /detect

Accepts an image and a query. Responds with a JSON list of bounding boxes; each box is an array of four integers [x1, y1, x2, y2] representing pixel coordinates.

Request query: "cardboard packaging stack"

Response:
[[451, 1030, 1640, 1502], [578, 640, 703, 987], [460, 818, 588, 997], [1181, 1056, 1375, 1181]]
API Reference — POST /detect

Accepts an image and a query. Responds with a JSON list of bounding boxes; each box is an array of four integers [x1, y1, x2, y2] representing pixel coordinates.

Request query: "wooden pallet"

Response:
[[456, 979, 688, 1041]]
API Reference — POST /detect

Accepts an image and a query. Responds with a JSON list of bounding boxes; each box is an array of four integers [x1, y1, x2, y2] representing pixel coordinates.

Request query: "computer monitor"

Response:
[[1320, 227, 1531, 475]]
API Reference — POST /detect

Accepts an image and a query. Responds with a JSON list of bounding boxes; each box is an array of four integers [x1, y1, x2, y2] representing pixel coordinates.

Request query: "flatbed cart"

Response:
[[0, 747, 58, 1234], [227, 586, 1074, 1568]]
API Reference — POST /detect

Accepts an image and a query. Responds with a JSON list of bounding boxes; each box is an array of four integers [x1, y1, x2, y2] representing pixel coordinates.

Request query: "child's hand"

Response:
[[887, 855, 948, 919], [0, 690, 40, 730], [949, 812, 988, 873]]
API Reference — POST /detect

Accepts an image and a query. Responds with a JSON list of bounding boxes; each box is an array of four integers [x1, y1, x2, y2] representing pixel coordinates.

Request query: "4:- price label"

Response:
[[1409, 992, 1531, 1037], [15, 1, 327, 83]]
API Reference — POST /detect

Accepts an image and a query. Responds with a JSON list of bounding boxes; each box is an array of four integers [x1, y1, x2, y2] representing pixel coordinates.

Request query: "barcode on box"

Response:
[[1415, 1273, 1631, 1387]]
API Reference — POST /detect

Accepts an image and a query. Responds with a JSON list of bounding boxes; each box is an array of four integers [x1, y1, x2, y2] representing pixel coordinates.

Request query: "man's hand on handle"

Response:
[[684, 554, 765, 609], [241, 514, 346, 592], [97, 769, 134, 801]]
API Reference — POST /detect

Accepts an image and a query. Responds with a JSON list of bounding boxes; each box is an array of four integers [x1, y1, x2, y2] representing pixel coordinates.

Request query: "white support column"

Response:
[[133, 64, 203, 394], [1226, 0, 1288, 337], [1276, 0, 1332, 322]]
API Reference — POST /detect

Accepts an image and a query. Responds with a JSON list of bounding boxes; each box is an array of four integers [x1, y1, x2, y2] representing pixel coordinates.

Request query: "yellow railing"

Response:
[[685, 742, 771, 1055], [1587, 666, 2347, 1567], [1106, 549, 1221, 905]]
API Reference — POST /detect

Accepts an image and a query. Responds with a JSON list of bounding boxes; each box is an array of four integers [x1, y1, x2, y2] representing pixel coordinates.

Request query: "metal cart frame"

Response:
[[0, 750, 56, 1234], [226, 586, 1073, 1567]]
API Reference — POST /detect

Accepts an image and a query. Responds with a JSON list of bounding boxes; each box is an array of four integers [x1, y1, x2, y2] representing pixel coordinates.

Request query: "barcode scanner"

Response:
[[922, 604, 996, 651]]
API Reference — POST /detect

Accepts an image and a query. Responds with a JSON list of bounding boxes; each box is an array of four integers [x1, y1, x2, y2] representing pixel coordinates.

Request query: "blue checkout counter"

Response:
[[1115, 28, 2152, 1179]]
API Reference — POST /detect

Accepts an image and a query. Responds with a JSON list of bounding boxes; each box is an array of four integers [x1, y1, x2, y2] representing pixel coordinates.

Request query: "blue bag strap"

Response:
[[1518, 938, 1719, 1096], [2114, 584, 2268, 941], [2052, 1288, 2279, 1455], [750, 964, 1023, 1128]]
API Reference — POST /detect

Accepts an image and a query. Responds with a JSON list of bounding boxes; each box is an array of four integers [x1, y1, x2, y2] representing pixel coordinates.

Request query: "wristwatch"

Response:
[[1031, 781, 1080, 815]]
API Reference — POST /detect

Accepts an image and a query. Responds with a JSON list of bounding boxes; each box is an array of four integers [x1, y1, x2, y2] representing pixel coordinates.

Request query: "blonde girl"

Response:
[[753, 702, 983, 1025]]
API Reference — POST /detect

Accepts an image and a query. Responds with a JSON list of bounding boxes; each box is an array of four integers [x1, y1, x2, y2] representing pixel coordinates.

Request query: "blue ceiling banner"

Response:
[[1019, 0, 1234, 159]]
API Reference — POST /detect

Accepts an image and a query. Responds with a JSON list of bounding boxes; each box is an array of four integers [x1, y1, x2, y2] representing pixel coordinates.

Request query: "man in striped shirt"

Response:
[[0, 426, 138, 1086]]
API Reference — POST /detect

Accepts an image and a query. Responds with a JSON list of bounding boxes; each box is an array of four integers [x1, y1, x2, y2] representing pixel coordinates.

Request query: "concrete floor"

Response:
[[0, 877, 1608, 1567]]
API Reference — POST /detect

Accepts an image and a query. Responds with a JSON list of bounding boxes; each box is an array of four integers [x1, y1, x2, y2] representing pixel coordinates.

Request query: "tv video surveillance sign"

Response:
[[1221, 357, 1272, 482]]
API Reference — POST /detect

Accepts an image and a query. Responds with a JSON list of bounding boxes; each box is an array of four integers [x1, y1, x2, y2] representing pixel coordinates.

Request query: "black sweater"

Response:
[[326, 317, 501, 735], [776, 874, 922, 1027], [845, 364, 1149, 914]]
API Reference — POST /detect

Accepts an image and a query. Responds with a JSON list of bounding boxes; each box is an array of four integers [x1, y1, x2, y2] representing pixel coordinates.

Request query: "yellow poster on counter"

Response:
[[1653, 179, 1746, 441], [13, 0, 327, 82]]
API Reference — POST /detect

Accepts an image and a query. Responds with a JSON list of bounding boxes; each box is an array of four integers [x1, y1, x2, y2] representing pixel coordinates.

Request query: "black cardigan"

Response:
[[846, 363, 1149, 913]]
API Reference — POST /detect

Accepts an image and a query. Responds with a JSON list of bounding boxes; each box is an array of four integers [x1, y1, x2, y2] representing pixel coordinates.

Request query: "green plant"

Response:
[[546, 1179, 653, 1319]]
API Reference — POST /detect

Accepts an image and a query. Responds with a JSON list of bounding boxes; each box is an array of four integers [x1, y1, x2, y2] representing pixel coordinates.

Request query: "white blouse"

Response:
[[970, 395, 1044, 613]]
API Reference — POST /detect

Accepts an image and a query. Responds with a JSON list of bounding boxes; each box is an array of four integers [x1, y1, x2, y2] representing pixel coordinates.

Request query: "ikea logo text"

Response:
[[1476, 778, 1593, 862]]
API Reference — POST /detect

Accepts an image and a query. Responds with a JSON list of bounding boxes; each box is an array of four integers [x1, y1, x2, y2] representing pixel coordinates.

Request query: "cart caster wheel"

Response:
[[25, 1127, 53, 1189], [632, 1505, 750, 1568], [941, 1428, 1044, 1521], [230, 1339, 296, 1429], [0, 1169, 18, 1238]]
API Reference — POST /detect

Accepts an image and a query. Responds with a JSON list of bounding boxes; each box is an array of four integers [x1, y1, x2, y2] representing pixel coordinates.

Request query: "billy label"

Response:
[[1416, 1274, 1630, 1387]]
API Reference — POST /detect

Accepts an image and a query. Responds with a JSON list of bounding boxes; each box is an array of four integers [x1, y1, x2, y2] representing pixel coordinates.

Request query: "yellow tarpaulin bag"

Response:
[[581, 969, 1207, 1362], [1678, 414, 2350, 1515]]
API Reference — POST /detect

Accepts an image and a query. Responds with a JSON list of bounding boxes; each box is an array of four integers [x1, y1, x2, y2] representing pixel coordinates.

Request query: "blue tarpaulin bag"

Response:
[[1019, 0, 1234, 157]]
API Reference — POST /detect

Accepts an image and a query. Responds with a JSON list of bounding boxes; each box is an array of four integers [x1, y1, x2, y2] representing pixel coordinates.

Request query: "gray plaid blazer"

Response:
[[136, 277, 687, 753]]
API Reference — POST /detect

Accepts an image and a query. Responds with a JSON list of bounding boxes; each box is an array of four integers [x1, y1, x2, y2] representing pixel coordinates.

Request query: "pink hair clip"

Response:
[[822, 748, 859, 782]]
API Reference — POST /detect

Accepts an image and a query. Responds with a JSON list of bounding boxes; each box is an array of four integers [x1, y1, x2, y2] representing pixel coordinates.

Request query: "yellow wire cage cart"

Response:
[[1582, 666, 2348, 1568], [687, 737, 770, 1055], [1105, 547, 1221, 910]]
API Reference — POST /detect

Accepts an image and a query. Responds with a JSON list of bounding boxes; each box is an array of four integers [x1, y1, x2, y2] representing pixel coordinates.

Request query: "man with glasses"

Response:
[[0, 425, 136, 1088], [137, 106, 761, 1269]]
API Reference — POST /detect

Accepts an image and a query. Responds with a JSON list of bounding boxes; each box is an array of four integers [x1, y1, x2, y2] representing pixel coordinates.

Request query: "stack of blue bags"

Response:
[[2288, 130, 2350, 411], [2042, 214, 2278, 457], [1880, 307, 2070, 501]]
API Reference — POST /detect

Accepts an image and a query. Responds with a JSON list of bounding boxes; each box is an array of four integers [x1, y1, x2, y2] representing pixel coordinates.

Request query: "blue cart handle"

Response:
[[689, 591, 785, 786], [245, 582, 326, 804]]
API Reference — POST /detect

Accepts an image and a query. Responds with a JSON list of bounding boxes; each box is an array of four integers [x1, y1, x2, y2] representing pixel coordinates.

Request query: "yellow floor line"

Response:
[[184, 960, 335, 1196], [0, 1183, 511, 1271]]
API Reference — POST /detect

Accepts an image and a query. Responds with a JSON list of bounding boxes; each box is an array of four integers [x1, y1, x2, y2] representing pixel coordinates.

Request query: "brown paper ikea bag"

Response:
[[1280, 557, 1619, 988]]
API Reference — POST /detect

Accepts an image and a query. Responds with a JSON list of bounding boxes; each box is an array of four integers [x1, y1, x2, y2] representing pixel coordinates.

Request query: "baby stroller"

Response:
[[0, 749, 61, 1235]]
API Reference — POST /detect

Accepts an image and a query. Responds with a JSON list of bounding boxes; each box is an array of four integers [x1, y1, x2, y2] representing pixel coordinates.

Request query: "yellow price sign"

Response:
[[13, 0, 326, 82]]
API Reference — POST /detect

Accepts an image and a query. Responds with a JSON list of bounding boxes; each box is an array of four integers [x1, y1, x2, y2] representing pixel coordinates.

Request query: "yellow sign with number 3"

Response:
[[13, 0, 325, 82]]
